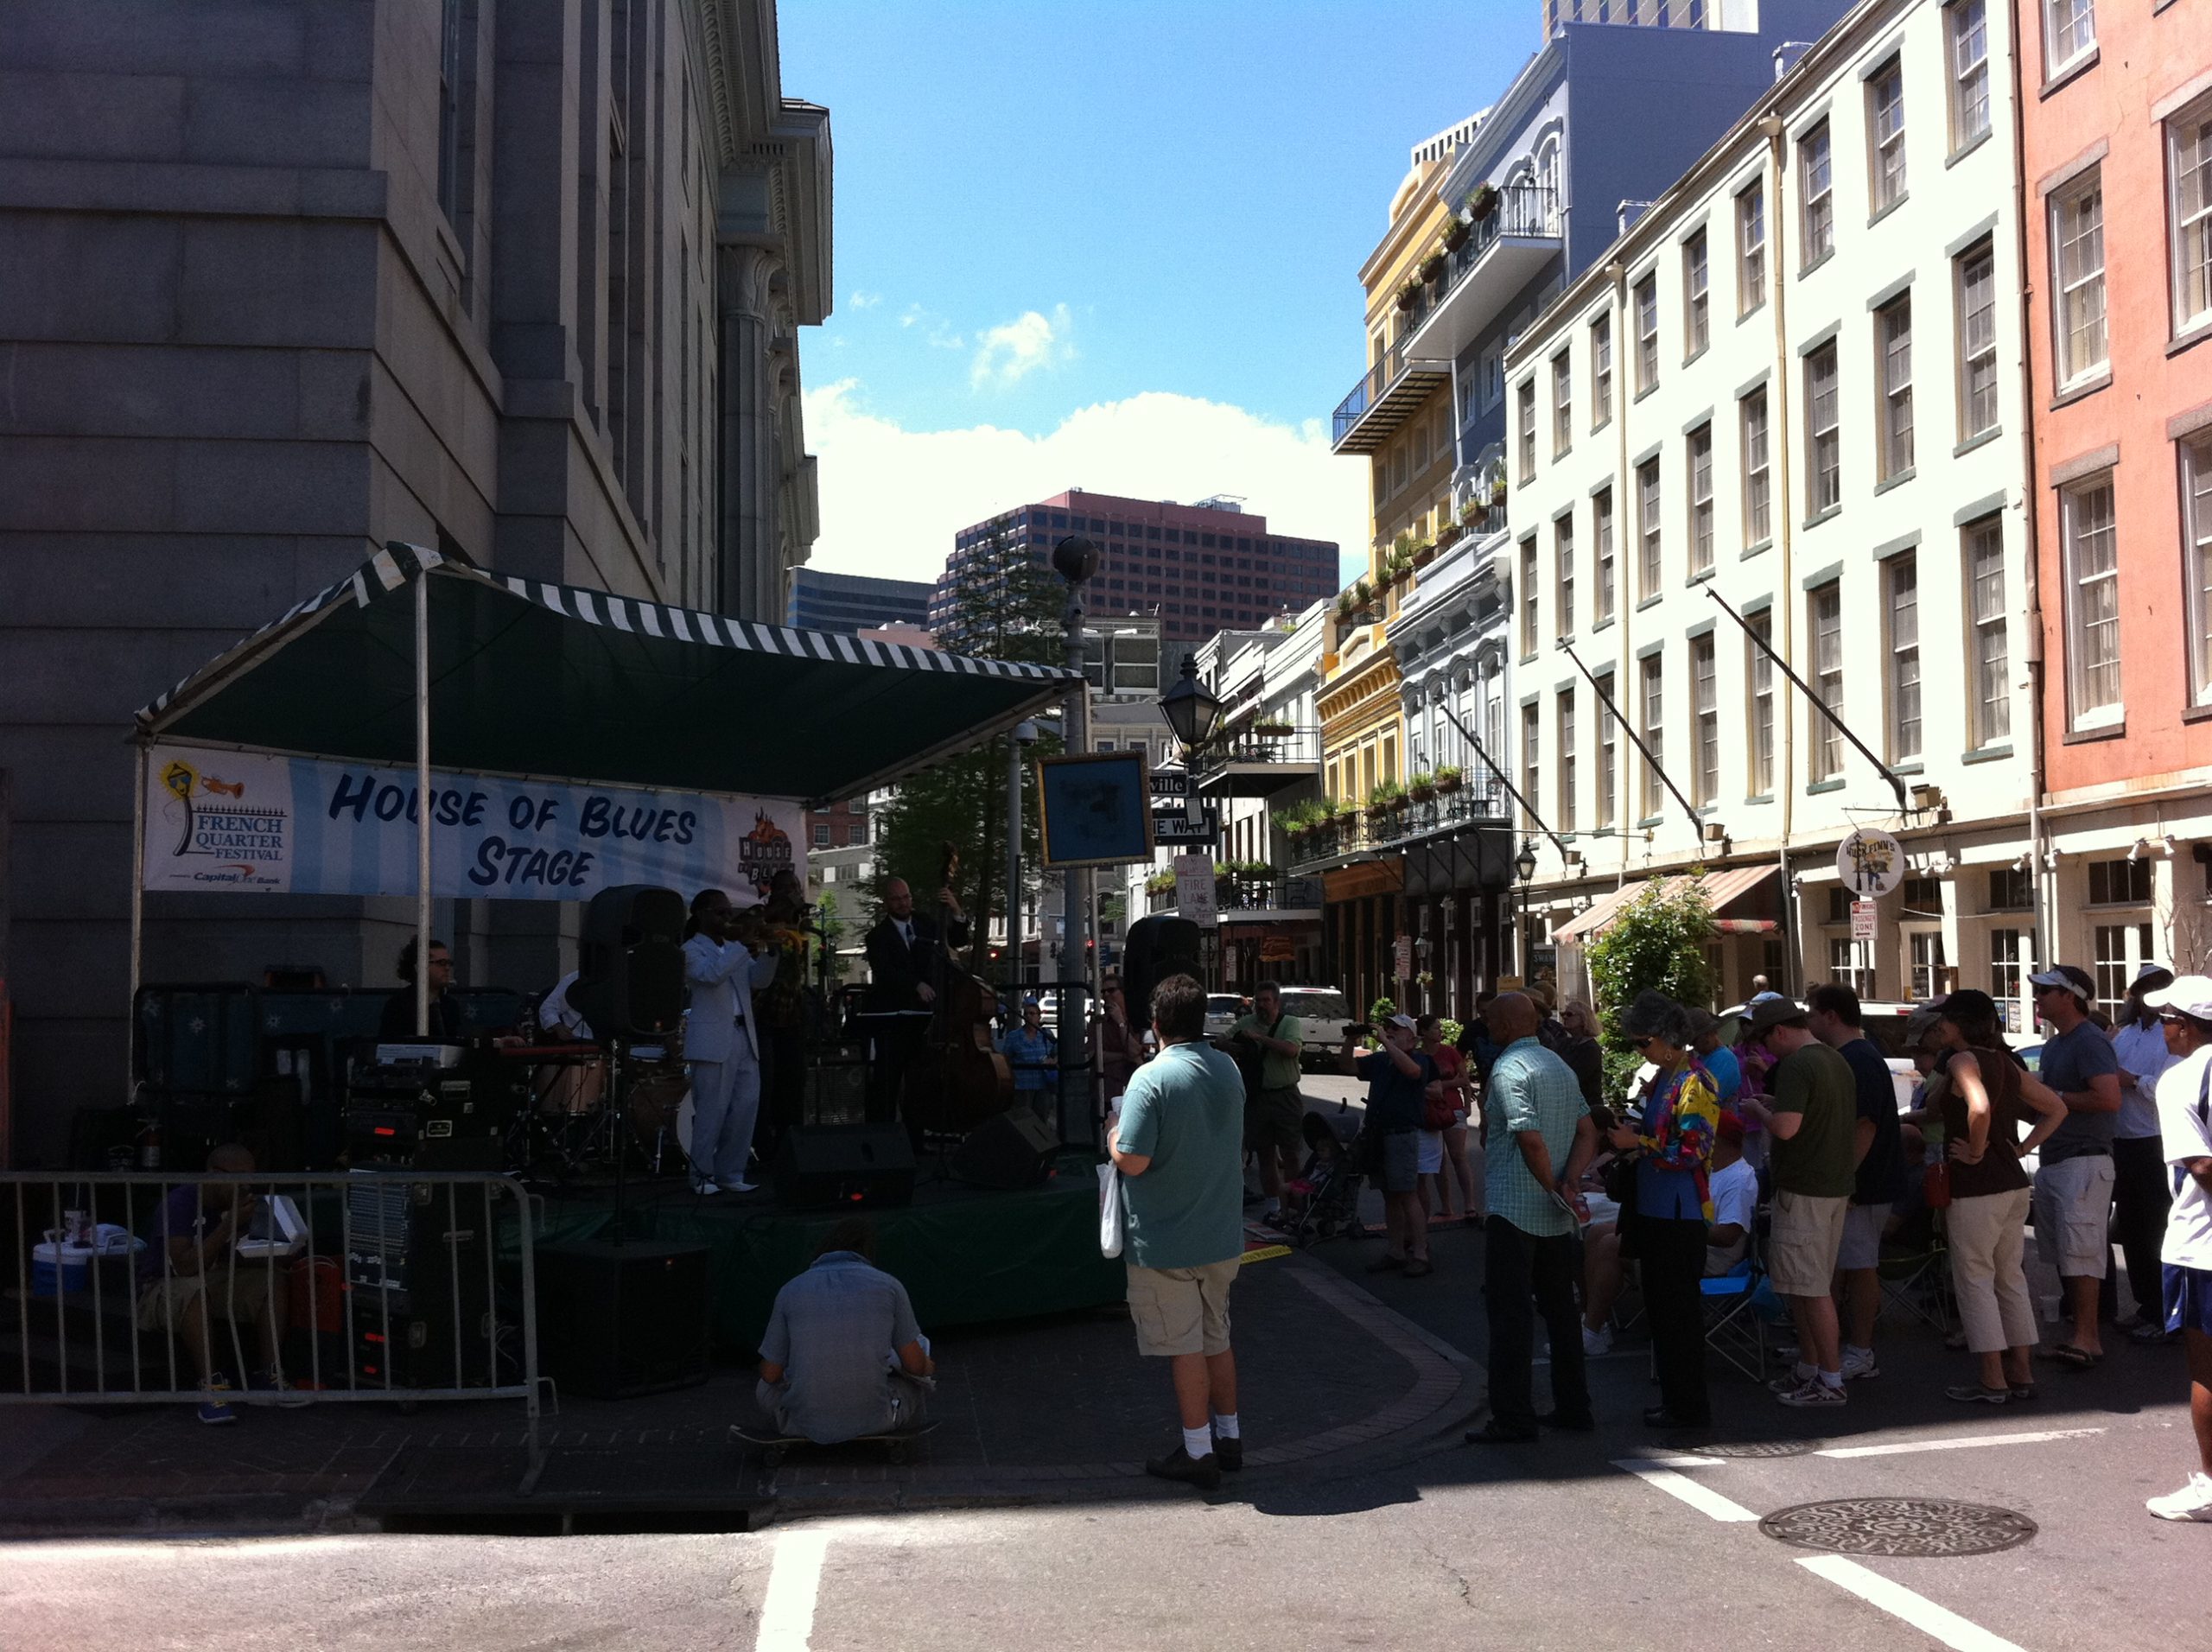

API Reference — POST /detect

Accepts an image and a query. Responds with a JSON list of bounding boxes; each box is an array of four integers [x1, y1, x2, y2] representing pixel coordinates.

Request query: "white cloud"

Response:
[[969, 304, 1074, 388], [898, 302, 964, 350], [800, 383, 1368, 590], [847, 290, 882, 309]]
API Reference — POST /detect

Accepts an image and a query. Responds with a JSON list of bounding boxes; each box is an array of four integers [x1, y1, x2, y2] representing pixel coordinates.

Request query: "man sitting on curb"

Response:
[[1109, 973, 1249, 1492], [757, 1217, 934, 1444]]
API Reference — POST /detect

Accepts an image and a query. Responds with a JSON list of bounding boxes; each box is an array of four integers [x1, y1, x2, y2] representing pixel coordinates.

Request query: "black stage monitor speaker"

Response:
[[1122, 915, 1203, 1024], [534, 1238, 712, 1400], [772, 1124, 917, 1210], [574, 884, 685, 1038], [950, 1109, 1058, 1191]]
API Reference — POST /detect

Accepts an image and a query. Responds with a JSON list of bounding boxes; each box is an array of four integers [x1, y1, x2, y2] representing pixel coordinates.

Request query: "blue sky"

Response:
[[780, 0, 1537, 585]]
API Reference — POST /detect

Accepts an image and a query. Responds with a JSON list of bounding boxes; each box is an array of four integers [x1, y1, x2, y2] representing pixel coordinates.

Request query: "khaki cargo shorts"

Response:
[[1125, 1258, 1239, 1357], [1767, 1190, 1849, 1297], [136, 1264, 277, 1334]]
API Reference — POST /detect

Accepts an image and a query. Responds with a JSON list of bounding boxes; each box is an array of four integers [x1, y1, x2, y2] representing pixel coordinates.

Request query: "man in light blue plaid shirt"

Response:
[[1467, 993, 1599, 1445]]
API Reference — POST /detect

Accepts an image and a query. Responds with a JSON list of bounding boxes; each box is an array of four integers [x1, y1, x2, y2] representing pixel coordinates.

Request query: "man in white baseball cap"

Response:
[[2027, 963, 2123, 1366], [2143, 975, 2212, 1522]]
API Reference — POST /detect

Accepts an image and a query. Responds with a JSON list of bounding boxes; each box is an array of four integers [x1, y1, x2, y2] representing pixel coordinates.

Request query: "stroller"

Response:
[[1281, 1106, 1368, 1248]]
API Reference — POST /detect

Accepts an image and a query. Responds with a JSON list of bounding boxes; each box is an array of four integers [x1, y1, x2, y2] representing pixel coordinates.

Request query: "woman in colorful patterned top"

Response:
[[1605, 989, 1721, 1429]]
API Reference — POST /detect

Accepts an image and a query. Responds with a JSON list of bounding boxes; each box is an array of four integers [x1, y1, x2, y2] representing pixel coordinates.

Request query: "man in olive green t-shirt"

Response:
[[1221, 982, 1304, 1223], [1739, 997, 1858, 1407]]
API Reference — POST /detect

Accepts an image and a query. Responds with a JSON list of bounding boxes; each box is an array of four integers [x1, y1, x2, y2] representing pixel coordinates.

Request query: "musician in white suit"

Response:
[[683, 887, 779, 1195]]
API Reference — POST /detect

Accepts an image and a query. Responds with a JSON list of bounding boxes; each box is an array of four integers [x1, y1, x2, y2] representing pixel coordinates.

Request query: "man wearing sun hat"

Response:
[[2028, 963, 2125, 1366], [2113, 963, 2180, 1342], [2142, 974, 2212, 1522]]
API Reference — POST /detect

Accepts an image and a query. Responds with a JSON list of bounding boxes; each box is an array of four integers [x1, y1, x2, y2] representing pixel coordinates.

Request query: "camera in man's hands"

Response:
[[1344, 1021, 1375, 1039]]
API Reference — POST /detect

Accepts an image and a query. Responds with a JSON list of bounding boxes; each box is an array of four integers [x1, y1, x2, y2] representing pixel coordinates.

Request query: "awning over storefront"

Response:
[[137, 543, 1077, 805], [1551, 864, 1780, 943]]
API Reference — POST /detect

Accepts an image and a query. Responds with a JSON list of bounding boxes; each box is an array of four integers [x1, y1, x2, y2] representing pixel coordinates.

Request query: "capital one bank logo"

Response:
[[157, 757, 289, 886]]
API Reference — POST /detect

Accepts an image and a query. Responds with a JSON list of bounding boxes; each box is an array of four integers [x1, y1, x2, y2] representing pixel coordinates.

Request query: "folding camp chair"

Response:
[[1699, 1229, 1774, 1382], [1876, 1215, 1957, 1336]]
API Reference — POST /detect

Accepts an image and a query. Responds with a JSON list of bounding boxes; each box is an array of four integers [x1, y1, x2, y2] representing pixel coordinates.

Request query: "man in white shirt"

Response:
[[1706, 1113, 1758, 1275], [2112, 964, 2177, 1342], [2145, 975, 2212, 1523], [683, 888, 779, 1196]]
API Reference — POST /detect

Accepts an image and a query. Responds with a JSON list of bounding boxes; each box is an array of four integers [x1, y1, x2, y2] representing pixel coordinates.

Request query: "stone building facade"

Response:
[[0, 0, 830, 1161]]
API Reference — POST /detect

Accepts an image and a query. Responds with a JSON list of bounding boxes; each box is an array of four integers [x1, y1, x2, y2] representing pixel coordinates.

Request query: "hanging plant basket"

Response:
[[1434, 766, 1465, 793], [1444, 219, 1471, 253], [1465, 182, 1499, 221], [1417, 251, 1446, 283]]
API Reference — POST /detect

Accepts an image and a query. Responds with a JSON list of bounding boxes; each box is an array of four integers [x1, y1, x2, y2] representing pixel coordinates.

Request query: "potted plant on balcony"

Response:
[[1407, 770, 1436, 804], [1465, 181, 1498, 221], [1409, 535, 1437, 568], [1443, 215, 1471, 253], [1416, 248, 1446, 285], [1367, 779, 1406, 820], [1433, 520, 1462, 552], [1253, 718, 1294, 737], [1145, 870, 1177, 896], [1433, 764, 1464, 794], [1353, 577, 1376, 616], [1394, 277, 1421, 313], [1459, 495, 1490, 533], [1490, 473, 1509, 508]]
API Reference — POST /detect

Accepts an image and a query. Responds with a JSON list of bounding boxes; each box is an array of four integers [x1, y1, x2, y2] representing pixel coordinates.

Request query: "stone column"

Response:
[[716, 244, 780, 621]]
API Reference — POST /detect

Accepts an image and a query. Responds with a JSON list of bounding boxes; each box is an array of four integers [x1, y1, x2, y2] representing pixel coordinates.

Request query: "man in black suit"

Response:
[[862, 879, 969, 1129]]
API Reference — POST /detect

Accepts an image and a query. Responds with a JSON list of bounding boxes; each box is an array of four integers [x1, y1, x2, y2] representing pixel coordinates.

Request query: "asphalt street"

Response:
[[3, 1064, 2205, 1651]]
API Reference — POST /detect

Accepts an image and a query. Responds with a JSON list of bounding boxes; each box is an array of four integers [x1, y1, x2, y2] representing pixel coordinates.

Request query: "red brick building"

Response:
[[2019, 0, 2212, 981]]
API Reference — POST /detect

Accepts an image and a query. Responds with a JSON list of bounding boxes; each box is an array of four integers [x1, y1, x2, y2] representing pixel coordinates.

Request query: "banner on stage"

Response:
[[140, 744, 804, 903]]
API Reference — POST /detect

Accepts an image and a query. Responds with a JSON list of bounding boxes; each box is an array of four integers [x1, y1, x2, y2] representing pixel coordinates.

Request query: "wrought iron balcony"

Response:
[[1402, 181, 1565, 364], [1144, 873, 1325, 918], [1193, 724, 1324, 797], [1332, 334, 1451, 454], [1285, 783, 1511, 874]]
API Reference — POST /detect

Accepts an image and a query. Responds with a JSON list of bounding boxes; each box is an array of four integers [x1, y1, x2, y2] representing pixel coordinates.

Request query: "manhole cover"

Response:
[[1682, 1439, 1818, 1458], [1759, 1498, 2037, 1557]]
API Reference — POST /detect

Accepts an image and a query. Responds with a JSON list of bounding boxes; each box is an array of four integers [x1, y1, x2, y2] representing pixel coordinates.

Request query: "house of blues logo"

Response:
[[735, 809, 794, 902]]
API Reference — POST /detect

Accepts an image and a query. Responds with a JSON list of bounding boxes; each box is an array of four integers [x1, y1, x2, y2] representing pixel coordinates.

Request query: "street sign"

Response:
[[1836, 827, 1906, 899], [1850, 899, 1878, 943], [1152, 806, 1218, 845], [1173, 854, 1217, 926], [1394, 935, 1414, 981], [1148, 772, 1190, 797]]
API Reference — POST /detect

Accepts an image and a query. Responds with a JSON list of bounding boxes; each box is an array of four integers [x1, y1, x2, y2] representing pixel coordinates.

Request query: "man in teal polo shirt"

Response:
[[1109, 972, 1247, 1491]]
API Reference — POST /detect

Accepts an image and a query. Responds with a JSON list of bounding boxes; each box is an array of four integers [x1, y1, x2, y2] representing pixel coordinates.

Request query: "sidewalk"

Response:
[[0, 1248, 1481, 1535]]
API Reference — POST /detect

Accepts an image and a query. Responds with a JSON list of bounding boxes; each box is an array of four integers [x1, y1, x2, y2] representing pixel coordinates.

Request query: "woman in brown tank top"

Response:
[[1922, 990, 2068, 1403]]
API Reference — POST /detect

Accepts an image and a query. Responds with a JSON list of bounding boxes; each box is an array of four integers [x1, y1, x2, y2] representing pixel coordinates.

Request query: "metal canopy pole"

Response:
[[415, 567, 432, 1039], [127, 746, 145, 1100], [1559, 643, 1709, 841], [1434, 703, 1568, 860]]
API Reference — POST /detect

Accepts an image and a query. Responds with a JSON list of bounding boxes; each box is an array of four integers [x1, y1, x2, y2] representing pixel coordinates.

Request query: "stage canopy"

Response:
[[136, 543, 1075, 804]]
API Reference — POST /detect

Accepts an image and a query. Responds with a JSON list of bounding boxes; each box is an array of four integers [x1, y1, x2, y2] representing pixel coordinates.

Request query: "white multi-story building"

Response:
[[1505, 0, 2037, 1013]]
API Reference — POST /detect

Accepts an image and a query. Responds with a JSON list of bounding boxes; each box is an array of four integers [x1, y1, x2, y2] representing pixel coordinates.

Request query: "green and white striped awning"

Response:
[[137, 543, 1075, 804]]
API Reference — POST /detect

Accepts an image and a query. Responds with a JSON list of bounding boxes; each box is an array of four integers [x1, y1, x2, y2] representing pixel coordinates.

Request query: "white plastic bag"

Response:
[[1097, 1161, 1126, 1259]]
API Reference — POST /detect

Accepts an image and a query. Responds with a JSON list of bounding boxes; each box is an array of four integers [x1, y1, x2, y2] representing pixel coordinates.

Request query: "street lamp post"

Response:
[[1514, 837, 1538, 983], [1052, 537, 1098, 1146], [1159, 656, 1223, 832]]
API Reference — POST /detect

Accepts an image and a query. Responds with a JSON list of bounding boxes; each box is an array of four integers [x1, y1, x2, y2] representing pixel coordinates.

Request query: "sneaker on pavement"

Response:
[[1944, 1382, 2010, 1405], [197, 1372, 238, 1426], [1581, 1323, 1613, 1357], [1212, 1434, 1243, 1471], [2146, 1471, 2212, 1522], [1143, 1445, 1222, 1491], [250, 1369, 313, 1408], [725, 1179, 759, 1194], [1777, 1378, 1848, 1409], [1767, 1363, 1816, 1395], [692, 1180, 722, 1197], [1840, 1349, 1880, 1382]]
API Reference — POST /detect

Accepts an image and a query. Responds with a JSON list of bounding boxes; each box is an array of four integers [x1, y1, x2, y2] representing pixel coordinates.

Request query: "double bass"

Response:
[[903, 842, 1014, 1134]]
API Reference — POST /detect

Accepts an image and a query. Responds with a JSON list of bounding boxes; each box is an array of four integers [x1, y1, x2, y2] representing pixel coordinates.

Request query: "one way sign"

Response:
[[1153, 806, 1217, 846]]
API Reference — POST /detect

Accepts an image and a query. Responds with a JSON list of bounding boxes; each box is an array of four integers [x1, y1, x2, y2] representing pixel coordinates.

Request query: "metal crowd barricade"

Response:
[[2, 1171, 542, 1491]]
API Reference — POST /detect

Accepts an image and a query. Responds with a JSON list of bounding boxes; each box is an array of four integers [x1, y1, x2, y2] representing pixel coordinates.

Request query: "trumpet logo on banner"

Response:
[[150, 753, 291, 887], [141, 743, 803, 903]]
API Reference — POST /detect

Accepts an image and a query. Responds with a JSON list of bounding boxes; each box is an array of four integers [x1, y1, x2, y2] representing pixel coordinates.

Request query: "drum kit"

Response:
[[507, 1028, 696, 1181]]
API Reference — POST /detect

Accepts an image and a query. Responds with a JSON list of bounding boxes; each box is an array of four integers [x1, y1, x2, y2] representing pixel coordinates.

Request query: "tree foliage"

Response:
[[1583, 876, 1715, 1094], [869, 515, 1068, 956]]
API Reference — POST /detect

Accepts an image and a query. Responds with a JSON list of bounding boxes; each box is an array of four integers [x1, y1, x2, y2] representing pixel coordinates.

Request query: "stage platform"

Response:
[[527, 1155, 1123, 1351]]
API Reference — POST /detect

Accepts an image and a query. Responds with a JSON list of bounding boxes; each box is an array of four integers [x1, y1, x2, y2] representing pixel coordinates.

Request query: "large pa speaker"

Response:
[[949, 1109, 1058, 1190], [771, 1123, 917, 1210], [572, 884, 685, 1039], [534, 1238, 711, 1400], [1122, 915, 1203, 1026]]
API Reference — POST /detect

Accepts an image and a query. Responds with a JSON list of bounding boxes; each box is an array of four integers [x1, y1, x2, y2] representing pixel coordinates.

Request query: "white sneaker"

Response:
[[1582, 1323, 1613, 1357], [1778, 1377, 1848, 1408], [1767, 1362, 1816, 1395], [1840, 1347, 1880, 1382], [2146, 1471, 2212, 1522], [692, 1180, 721, 1197], [725, 1179, 759, 1194]]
